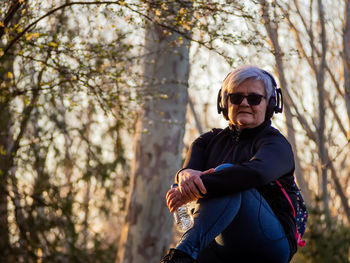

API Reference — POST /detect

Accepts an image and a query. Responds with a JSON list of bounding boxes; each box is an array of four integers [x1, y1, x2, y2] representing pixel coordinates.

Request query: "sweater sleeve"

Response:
[[200, 132, 295, 197], [174, 129, 221, 183]]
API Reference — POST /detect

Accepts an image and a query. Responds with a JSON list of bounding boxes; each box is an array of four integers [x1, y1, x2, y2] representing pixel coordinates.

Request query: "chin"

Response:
[[237, 118, 252, 125]]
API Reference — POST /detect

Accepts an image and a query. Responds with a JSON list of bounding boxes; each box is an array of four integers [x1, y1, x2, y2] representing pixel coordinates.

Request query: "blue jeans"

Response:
[[176, 189, 290, 263]]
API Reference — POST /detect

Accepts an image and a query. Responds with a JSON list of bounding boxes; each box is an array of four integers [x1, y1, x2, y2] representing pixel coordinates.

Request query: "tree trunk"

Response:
[[117, 9, 191, 263], [315, 0, 331, 225], [0, 55, 15, 263]]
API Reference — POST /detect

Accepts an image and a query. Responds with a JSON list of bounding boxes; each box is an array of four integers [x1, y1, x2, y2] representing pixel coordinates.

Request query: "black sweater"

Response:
[[177, 120, 297, 257]]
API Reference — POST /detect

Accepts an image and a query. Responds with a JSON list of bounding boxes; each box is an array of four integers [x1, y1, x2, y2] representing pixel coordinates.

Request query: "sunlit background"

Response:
[[1, 0, 349, 262]]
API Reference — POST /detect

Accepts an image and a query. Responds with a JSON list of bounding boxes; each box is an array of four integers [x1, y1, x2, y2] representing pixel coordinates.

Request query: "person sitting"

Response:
[[160, 65, 298, 263]]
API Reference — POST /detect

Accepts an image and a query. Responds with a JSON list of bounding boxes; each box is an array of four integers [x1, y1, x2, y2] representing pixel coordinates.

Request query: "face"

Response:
[[227, 79, 267, 130]]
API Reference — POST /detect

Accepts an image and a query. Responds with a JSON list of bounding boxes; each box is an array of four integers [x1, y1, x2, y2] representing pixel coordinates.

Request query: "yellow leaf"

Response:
[[155, 9, 161, 16], [25, 32, 40, 41], [159, 94, 169, 99], [0, 146, 6, 155], [49, 42, 58, 48], [7, 72, 13, 79], [0, 22, 4, 27], [183, 23, 191, 31]]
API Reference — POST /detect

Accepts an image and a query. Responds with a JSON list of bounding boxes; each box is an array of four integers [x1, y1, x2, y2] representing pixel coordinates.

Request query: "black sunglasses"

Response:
[[228, 93, 266, 106]]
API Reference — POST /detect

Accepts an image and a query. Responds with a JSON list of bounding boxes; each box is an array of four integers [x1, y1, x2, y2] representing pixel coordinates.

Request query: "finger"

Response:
[[201, 168, 215, 175], [188, 182, 202, 199], [169, 198, 184, 213], [166, 188, 177, 200], [188, 178, 203, 197], [166, 194, 173, 207], [168, 195, 178, 211], [168, 190, 186, 209], [194, 176, 207, 195], [170, 203, 179, 213], [167, 191, 179, 207], [180, 182, 197, 200]]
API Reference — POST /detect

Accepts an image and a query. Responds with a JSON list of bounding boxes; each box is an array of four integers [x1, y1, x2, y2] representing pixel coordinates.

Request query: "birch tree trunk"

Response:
[[0, 61, 12, 262], [0, 2, 25, 258], [117, 6, 191, 263]]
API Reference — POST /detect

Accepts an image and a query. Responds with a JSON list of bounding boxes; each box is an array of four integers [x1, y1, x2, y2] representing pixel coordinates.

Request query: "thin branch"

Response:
[[325, 91, 348, 139], [2, 1, 124, 56]]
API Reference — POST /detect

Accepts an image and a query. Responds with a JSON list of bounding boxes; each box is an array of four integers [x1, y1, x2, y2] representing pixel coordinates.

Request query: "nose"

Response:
[[240, 97, 249, 106]]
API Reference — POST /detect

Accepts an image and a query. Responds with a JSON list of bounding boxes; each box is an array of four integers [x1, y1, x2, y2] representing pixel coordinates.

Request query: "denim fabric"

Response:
[[176, 189, 290, 263]]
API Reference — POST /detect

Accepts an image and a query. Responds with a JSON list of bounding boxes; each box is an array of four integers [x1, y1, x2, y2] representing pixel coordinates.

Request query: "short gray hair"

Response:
[[221, 65, 275, 107]]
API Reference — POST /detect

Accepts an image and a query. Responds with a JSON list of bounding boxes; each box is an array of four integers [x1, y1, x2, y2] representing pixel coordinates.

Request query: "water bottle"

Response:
[[171, 184, 194, 232]]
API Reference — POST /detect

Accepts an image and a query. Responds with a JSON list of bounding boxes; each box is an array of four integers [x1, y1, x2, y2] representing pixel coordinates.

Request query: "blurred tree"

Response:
[[117, 1, 192, 262]]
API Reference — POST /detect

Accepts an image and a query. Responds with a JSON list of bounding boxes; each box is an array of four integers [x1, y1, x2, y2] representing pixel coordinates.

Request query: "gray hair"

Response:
[[221, 65, 275, 107]]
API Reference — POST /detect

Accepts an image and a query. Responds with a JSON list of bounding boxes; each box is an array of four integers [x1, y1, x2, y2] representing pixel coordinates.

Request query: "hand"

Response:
[[178, 168, 214, 201], [166, 168, 214, 212], [166, 187, 185, 213]]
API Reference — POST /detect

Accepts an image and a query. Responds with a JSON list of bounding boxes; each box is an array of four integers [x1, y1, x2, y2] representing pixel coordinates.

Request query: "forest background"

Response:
[[1, 0, 350, 262]]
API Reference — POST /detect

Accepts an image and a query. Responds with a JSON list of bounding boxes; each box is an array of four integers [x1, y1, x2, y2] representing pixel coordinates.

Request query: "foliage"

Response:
[[293, 203, 350, 263], [0, 1, 140, 262]]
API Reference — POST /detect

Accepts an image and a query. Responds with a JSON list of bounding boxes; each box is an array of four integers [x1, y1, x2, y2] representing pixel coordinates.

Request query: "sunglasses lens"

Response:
[[229, 94, 264, 105], [230, 94, 244, 104], [247, 95, 262, 105]]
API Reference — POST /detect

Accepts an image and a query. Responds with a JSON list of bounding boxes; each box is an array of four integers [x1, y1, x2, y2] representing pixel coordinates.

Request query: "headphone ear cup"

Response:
[[266, 96, 276, 119], [217, 89, 229, 120], [217, 89, 223, 114]]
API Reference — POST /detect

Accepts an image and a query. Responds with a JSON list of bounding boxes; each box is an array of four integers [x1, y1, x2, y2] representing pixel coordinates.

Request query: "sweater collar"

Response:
[[228, 120, 271, 141]]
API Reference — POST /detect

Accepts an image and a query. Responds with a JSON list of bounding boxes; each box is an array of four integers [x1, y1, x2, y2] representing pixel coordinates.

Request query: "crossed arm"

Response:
[[166, 168, 214, 213], [165, 128, 295, 213]]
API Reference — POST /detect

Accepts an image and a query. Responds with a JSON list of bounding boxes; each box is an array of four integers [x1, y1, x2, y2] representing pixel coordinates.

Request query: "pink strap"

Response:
[[275, 180, 295, 218], [297, 233, 306, 247], [276, 179, 306, 247]]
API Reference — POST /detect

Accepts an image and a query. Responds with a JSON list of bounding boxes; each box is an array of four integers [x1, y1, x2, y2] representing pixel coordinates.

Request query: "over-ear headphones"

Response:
[[217, 73, 231, 120], [217, 69, 283, 120], [261, 70, 283, 119]]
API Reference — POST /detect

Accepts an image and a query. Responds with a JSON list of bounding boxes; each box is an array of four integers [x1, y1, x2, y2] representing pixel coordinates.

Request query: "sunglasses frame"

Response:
[[227, 93, 266, 106]]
